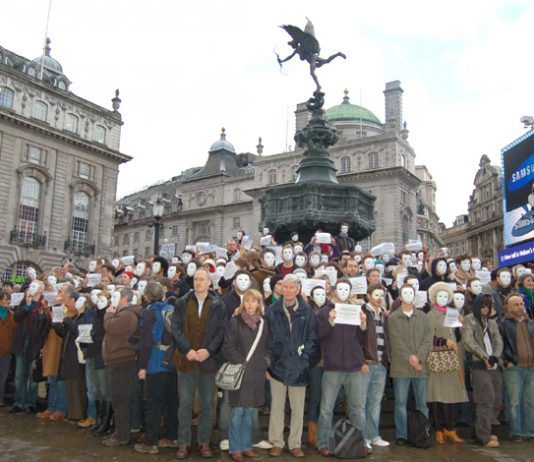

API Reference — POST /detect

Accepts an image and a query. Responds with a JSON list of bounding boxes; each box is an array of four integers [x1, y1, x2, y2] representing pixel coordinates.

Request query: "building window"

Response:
[[32, 101, 48, 121], [340, 156, 351, 173], [57, 80, 67, 91], [123, 233, 129, 245], [94, 125, 106, 143], [145, 229, 152, 240], [368, 152, 379, 169], [65, 113, 79, 133], [400, 154, 406, 168], [402, 215, 410, 244], [233, 217, 241, 229], [0, 87, 14, 109], [134, 231, 139, 243], [144, 246, 150, 257], [71, 191, 90, 252], [195, 221, 209, 236], [78, 161, 93, 180], [267, 169, 277, 185], [18, 177, 40, 242], [27, 146, 45, 165], [113, 235, 119, 247], [233, 188, 241, 202], [172, 225, 178, 236], [356, 131, 367, 139]]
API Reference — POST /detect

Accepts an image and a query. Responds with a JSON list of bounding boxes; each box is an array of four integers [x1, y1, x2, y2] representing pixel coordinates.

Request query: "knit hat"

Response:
[[123, 270, 135, 280], [270, 274, 284, 292]]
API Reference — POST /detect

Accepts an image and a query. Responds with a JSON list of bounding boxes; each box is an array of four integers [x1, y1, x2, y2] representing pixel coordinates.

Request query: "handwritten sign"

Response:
[[301, 278, 326, 296], [348, 276, 367, 295], [334, 303, 361, 326], [86, 273, 102, 287], [444, 308, 463, 328], [241, 235, 253, 250], [52, 306, 64, 323], [415, 291, 428, 309], [9, 292, 24, 307], [316, 233, 332, 244], [121, 255, 135, 265]]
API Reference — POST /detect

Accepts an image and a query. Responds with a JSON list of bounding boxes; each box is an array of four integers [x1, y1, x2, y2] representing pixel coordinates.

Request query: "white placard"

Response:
[[9, 292, 24, 307], [476, 270, 491, 286], [396, 273, 407, 290], [52, 306, 64, 323], [316, 232, 332, 244], [241, 235, 253, 250], [444, 308, 463, 328], [159, 243, 176, 259], [405, 240, 423, 252], [224, 261, 238, 280], [448, 282, 458, 291], [215, 247, 228, 259], [185, 245, 197, 253], [525, 268, 532, 274], [370, 242, 395, 257], [348, 276, 367, 295], [334, 303, 361, 326], [77, 324, 93, 343], [43, 291, 57, 306], [86, 273, 102, 287], [121, 255, 135, 265], [383, 277, 393, 287], [415, 290, 428, 309], [260, 236, 272, 246], [196, 242, 210, 254], [301, 278, 326, 296], [209, 272, 222, 288]]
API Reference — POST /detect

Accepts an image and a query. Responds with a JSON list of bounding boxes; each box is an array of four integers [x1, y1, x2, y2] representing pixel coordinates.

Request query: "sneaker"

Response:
[[159, 438, 178, 448], [253, 440, 273, 449], [37, 410, 54, 419], [49, 412, 65, 422], [484, 439, 500, 448], [371, 437, 390, 447], [77, 417, 96, 428], [219, 439, 229, 451], [134, 443, 159, 454]]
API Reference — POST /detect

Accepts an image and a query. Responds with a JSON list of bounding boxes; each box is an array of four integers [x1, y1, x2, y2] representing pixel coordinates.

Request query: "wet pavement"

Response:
[[1, 407, 534, 462]]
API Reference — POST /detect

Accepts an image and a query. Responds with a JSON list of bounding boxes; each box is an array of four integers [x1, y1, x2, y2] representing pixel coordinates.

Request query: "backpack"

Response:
[[407, 410, 433, 448], [328, 418, 366, 459]]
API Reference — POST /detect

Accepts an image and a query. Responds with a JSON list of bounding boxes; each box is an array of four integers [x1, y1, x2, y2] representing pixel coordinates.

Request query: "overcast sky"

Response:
[[1, 0, 532, 227]]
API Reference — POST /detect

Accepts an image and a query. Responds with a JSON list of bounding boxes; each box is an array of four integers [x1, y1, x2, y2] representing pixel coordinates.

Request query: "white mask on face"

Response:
[[402, 255, 412, 267], [96, 295, 108, 310], [291, 233, 299, 242], [263, 278, 272, 294], [371, 289, 385, 306], [436, 261, 447, 276], [75, 297, 86, 311], [336, 283, 351, 302], [417, 252, 424, 262], [499, 272, 512, 287], [295, 255, 306, 268], [282, 248, 294, 262], [460, 260, 471, 273], [383, 253, 390, 264], [111, 259, 120, 269], [516, 266, 527, 278], [407, 278, 420, 292], [470, 280, 483, 295], [325, 266, 338, 286], [186, 263, 197, 277], [237, 231, 243, 240], [135, 263, 146, 277], [263, 253, 275, 268], [321, 254, 330, 264], [137, 280, 147, 296], [129, 277, 138, 288], [355, 255, 362, 263], [453, 293, 465, 309], [448, 262, 457, 274], [88, 261, 97, 272], [262, 228, 270, 236], [310, 255, 321, 267], [152, 262, 161, 274], [28, 282, 40, 296], [111, 291, 121, 308], [312, 288, 327, 307], [294, 270, 307, 283], [400, 287, 415, 305], [364, 258, 375, 271], [472, 258, 481, 271], [294, 245, 303, 253], [436, 290, 449, 307], [107, 284, 116, 292], [235, 275, 251, 292], [171, 257, 179, 265], [215, 265, 225, 277], [375, 263, 385, 276], [341, 225, 349, 234], [91, 289, 101, 304], [27, 268, 37, 281], [65, 272, 73, 281], [181, 253, 192, 265], [47, 275, 57, 286], [168, 266, 177, 279]]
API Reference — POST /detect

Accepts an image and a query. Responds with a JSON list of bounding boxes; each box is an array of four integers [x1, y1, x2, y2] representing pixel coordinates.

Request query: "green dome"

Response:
[[326, 90, 381, 125]]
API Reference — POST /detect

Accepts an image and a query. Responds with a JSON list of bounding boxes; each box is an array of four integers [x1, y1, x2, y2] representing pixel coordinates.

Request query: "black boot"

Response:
[[95, 401, 113, 436], [88, 400, 102, 434]]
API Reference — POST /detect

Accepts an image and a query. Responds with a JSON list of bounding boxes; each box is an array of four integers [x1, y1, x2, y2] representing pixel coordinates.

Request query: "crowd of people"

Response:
[[0, 224, 533, 460]]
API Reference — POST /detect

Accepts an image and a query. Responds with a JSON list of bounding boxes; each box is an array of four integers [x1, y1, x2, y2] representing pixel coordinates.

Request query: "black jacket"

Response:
[[500, 316, 534, 367]]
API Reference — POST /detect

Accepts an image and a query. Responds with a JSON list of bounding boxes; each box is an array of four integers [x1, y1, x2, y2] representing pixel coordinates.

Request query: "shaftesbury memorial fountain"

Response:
[[260, 20, 376, 243]]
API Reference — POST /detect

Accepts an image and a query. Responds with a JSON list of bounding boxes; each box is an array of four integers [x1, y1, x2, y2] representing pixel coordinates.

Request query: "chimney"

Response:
[[295, 102, 311, 133], [383, 80, 403, 133]]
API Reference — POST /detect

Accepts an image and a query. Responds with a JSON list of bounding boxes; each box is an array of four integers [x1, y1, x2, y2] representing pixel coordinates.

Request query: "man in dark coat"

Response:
[[265, 274, 319, 458]]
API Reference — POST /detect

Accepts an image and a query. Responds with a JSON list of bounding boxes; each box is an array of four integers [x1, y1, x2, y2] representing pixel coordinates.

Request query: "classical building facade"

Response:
[[0, 40, 130, 281], [113, 81, 443, 258], [442, 155, 503, 264]]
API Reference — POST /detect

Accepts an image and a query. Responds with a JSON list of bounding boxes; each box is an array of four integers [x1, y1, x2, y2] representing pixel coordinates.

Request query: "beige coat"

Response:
[[42, 329, 62, 377]]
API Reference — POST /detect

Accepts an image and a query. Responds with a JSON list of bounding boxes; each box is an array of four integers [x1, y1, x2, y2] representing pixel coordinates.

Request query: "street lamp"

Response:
[[152, 198, 165, 256]]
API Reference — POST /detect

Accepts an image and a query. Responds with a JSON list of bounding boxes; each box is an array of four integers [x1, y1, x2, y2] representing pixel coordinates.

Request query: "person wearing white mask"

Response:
[[452, 255, 474, 287], [335, 223, 356, 254], [263, 278, 272, 299], [308, 252, 322, 271], [181, 250, 195, 266], [465, 278, 483, 315], [151, 257, 168, 278], [251, 249, 276, 293], [294, 253, 308, 272], [176, 261, 198, 298], [491, 268, 513, 319], [420, 257, 449, 291], [387, 284, 433, 446], [426, 283, 468, 444], [276, 245, 295, 276], [316, 278, 368, 456]]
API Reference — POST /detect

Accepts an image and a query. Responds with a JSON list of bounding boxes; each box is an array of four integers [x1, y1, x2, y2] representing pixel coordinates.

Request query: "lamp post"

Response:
[[152, 199, 165, 256]]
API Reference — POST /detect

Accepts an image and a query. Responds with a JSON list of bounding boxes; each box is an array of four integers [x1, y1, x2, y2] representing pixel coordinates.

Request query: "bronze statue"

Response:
[[276, 18, 346, 91]]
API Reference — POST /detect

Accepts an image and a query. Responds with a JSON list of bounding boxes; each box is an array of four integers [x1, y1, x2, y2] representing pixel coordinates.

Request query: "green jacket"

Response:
[[461, 313, 502, 365]]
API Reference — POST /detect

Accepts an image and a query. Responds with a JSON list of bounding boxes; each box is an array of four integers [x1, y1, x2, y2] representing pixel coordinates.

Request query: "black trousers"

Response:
[[107, 361, 136, 442]]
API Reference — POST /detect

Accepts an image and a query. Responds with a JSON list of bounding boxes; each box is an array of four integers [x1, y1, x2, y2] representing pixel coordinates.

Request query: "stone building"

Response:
[[0, 40, 130, 281], [113, 81, 443, 258], [442, 154, 504, 263]]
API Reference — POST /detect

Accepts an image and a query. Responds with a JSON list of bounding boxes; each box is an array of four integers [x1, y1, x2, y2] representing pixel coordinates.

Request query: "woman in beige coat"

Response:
[[426, 282, 468, 444]]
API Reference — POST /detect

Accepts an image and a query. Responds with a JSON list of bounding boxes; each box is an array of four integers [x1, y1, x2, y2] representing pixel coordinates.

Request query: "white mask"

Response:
[[237, 231, 243, 240], [137, 280, 147, 296], [181, 253, 192, 265], [28, 282, 40, 296], [402, 255, 412, 267], [400, 287, 415, 305], [355, 255, 362, 263], [417, 252, 424, 262], [448, 262, 457, 274], [436, 290, 449, 307], [135, 262, 146, 277], [90, 289, 101, 304], [171, 257, 179, 265], [370, 289, 385, 306], [471, 258, 481, 271], [499, 272, 512, 287], [336, 283, 351, 302], [312, 288, 327, 307], [436, 261, 447, 276], [453, 293, 465, 310], [291, 233, 299, 242], [310, 255, 321, 267], [470, 280, 482, 295], [168, 266, 177, 279], [407, 278, 419, 292], [111, 259, 120, 269], [215, 265, 225, 277], [375, 263, 385, 276], [107, 284, 116, 291], [321, 254, 329, 264], [111, 291, 121, 308], [282, 248, 294, 262], [263, 253, 275, 268], [96, 296, 108, 310], [364, 258, 375, 271], [65, 272, 73, 281], [295, 255, 306, 267], [294, 245, 303, 253], [325, 266, 338, 286], [262, 227, 270, 236], [27, 268, 37, 281], [129, 277, 138, 288], [516, 266, 527, 278], [235, 274, 251, 292], [354, 245, 362, 253], [152, 262, 161, 274], [75, 297, 86, 311], [383, 253, 390, 264], [186, 263, 196, 277], [263, 278, 272, 294], [341, 225, 349, 234], [294, 270, 307, 283], [88, 261, 97, 272], [460, 259, 471, 273], [47, 275, 57, 286]]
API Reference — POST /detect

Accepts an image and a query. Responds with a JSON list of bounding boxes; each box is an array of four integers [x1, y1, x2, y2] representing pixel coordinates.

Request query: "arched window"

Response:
[[340, 156, 351, 173], [33, 101, 48, 121], [18, 177, 40, 242], [368, 152, 379, 169], [267, 169, 277, 185], [94, 125, 106, 143], [65, 113, 78, 133], [0, 87, 14, 109], [71, 191, 90, 253]]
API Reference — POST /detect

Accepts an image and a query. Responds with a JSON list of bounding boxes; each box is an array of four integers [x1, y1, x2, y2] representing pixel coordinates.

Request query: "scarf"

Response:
[[435, 304, 447, 314], [0, 306, 8, 321], [241, 311, 261, 330]]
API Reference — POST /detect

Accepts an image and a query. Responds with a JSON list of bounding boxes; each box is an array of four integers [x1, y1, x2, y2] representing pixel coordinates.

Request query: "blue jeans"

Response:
[[130, 376, 144, 430], [393, 377, 428, 439], [47, 376, 67, 413], [503, 365, 534, 437], [229, 407, 253, 453], [14, 337, 37, 409], [219, 390, 230, 440], [84, 358, 96, 419], [361, 363, 387, 441], [177, 370, 216, 446], [308, 366, 324, 422], [317, 370, 365, 449]]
